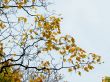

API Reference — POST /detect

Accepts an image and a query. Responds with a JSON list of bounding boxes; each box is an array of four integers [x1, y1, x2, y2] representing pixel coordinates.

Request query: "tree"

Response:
[[0, 0, 101, 81]]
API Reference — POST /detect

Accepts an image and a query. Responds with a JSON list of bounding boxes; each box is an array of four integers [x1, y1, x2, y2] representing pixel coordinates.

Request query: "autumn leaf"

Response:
[[88, 64, 94, 70], [76, 57, 81, 62], [18, 17, 27, 23], [38, 21, 42, 27], [35, 77, 43, 82], [17, 3, 23, 9], [32, 0, 35, 3], [84, 67, 89, 72], [68, 68, 73, 72], [63, 58, 66, 62], [78, 71, 81, 76], [29, 29, 33, 33], [0, 21, 6, 29], [68, 58, 72, 63], [69, 47, 76, 52], [3, 0, 10, 4]]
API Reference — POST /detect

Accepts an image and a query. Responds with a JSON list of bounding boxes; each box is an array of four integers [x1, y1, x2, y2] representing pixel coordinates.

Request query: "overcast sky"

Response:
[[50, 0, 110, 82]]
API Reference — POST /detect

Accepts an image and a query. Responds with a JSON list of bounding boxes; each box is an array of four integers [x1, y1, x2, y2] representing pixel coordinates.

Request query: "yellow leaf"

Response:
[[42, 61, 50, 66], [40, 15, 45, 21], [20, 41, 25, 46], [66, 46, 70, 50], [68, 58, 72, 63], [18, 17, 27, 23], [70, 47, 76, 52], [35, 77, 42, 82], [84, 67, 89, 72], [24, 18, 27, 23], [29, 29, 33, 33], [88, 64, 94, 70], [3, 0, 10, 4], [34, 31, 38, 35], [32, 0, 35, 3], [80, 54, 86, 58], [78, 71, 81, 76], [68, 68, 73, 72], [40, 74, 45, 79], [22, 0, 27, 4], [76, 57, 81, 61], [13, 53, 16, 56], [38, 22, 42, 27], [30, 35, 34, 39], [35, 17, 38, 22], [63, 59, 66, 62], [71, 38, 75, 42], [30, 79, 34, 82], [0, 21, 6, 29], [0, 43, 3, 55], [70, 54, 75, 58], [97, 56, 101, 62], [17, 3, 22, 9]]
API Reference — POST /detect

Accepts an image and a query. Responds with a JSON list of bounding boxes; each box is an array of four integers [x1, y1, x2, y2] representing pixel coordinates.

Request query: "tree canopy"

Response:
[[0, 0, 101, 82]]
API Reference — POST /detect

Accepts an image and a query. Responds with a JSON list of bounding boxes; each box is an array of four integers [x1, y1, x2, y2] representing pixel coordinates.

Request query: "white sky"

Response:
[[49, 0, 110, 82]]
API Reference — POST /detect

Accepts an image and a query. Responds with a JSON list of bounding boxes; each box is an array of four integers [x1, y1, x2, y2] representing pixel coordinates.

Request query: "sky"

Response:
[[49, 0, 110, 82]]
